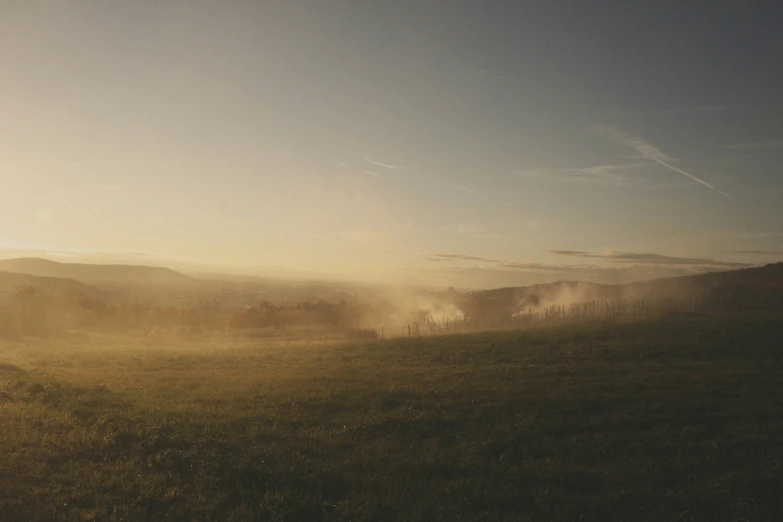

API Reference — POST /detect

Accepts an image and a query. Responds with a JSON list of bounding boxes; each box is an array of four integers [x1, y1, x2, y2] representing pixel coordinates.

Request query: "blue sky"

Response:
[[1, 1, 781, 287]]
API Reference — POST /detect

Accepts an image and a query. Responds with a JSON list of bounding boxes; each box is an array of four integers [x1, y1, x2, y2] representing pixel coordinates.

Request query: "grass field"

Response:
[[1, 314, 782, 521]]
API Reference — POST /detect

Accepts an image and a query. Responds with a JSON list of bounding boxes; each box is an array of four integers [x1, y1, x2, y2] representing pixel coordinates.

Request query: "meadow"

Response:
[[1, 313, 782, 521]]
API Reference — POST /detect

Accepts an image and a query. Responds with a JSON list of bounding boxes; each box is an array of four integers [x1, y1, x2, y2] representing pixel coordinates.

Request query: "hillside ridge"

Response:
[[0, 257, 193, 285]]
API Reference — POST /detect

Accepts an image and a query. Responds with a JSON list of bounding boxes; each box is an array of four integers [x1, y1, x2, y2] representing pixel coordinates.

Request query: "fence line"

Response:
[[368, 290, 766, 340]]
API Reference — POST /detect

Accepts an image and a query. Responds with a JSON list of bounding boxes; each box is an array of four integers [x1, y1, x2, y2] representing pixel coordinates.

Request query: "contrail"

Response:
[[360, 156, 407, 170], [595, 124, 730, 197], [618, 105, 727, 117], [651, 157, 730, 197]]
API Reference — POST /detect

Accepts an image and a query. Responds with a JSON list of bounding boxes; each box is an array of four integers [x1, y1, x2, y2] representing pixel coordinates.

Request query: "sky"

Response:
[[1, 1, 782, 288]]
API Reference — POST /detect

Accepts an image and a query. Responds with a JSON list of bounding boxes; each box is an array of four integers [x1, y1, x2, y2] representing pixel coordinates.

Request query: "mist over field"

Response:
[[2, 257, 781, 344], [3, 1, 783, 520]]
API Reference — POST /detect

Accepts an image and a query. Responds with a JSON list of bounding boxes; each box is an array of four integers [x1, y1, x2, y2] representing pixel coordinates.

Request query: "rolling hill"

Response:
[[0, 271, 96, 297], [456, 262, 783, 316], [0, 258, 193, 286]]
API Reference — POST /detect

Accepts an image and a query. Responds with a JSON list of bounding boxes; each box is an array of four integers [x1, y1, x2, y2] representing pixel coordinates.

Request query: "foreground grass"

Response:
[[1, 314, 782, 521]]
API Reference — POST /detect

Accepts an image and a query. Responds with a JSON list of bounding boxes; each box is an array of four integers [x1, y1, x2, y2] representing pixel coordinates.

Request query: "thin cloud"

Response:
[[343, 151, 437, 181], [429, 253, 499, 263], [360, 170, 383, 177], [517, 162, 648, 184], [730, 250, 783, 255], [703, 229, 783, 240], [594, 124, 730, 197], [404, 259, 746, 287], [361, 156, 407, 170], [725, 139, 783, 151], [607, 253, 748, 267], [618, 105, 728, 117], [546, 250, 596, 258], [497, 261, 592, 272], [545, 249, 749, 268]]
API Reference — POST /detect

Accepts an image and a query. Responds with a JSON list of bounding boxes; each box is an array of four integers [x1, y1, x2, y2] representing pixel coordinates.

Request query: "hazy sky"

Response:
[[2, 1, 782, 287]]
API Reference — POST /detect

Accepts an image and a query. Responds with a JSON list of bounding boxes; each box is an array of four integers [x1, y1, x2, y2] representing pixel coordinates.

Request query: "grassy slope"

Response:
[[1, 315, 782, 521]]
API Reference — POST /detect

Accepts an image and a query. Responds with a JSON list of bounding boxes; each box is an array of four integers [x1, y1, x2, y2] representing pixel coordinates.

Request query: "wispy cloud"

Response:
[[545, 249, 750, 268], [421, 249, 750, 274], [360, 155, 408, 170], [497, 261, 593, 272], [404, 261, 726, 287], [607, 253, 748, 267], [428, 253, 499, 263], [546, 250, 595, 258], [725, 139, 783, 151], [702, 229, 783, 240], [730, 250, 783, 256], [341, 151, 437, 182], [594, 124, 730, 197], [618, 105, 728, 117], [517, 161, 648, 184]]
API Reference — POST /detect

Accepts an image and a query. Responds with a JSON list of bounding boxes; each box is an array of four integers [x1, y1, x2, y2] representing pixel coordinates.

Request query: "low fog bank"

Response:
[[461, 262, 783, 322], [1, 262, 782, 342], [0, 269, 465, 341]]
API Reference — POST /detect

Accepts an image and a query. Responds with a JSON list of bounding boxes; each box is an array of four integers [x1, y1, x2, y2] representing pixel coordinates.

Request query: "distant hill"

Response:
[[0, 258, 193, 286], [0, 270, 89, 294], [0, 271, 109, 306], [456, 262, 783, 316]]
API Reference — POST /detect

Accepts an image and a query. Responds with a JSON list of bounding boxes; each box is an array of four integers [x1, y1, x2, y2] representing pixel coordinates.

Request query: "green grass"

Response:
[[1, 314, 782, 521]]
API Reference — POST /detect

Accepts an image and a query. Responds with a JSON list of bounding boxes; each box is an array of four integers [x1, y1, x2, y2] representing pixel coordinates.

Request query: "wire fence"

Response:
[[372, 290, 782, 339]]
